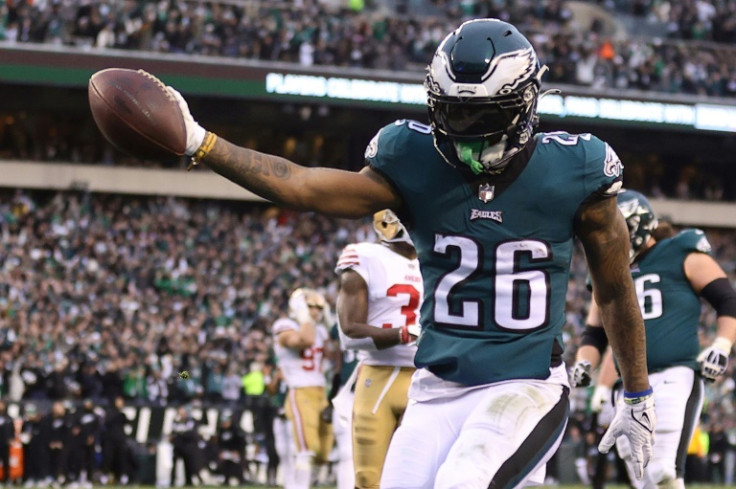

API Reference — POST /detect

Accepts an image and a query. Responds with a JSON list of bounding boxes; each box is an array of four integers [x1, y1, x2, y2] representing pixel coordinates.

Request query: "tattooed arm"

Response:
[[575, 196, 650, 393], [200, 137, 401, 219]]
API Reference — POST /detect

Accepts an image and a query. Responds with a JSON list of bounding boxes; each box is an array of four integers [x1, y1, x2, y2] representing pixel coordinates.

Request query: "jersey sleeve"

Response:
[[672, 228, 712, 255], [272, 318, 298, 336], [580, 135, 624, 199], [364, 120, 430, 195], [335, 243, 370, 284]]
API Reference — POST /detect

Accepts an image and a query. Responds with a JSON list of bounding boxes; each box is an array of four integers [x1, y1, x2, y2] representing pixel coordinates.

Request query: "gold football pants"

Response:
[[284, 385, 334, 464], [352, 365, 415, 489]]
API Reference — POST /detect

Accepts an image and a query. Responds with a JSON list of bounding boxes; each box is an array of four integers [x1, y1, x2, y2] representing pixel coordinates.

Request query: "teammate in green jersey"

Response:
[[129, 18, 654, 489], [572, 189, 736, 489]]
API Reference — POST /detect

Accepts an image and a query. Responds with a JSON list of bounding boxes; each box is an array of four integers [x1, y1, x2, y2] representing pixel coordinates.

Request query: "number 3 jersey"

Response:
[[336, 242, 422, 368], [273, 317, 330, 388], [365, 120, 623, 386]]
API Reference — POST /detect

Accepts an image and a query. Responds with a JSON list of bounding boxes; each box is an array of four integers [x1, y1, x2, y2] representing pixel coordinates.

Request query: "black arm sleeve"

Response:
[[580, 324, 609, 356], [700, 277, 736, 319]]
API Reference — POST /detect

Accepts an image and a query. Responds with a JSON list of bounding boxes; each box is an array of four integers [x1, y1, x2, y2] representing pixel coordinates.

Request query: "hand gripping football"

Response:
[[88, 68, 187, 160]]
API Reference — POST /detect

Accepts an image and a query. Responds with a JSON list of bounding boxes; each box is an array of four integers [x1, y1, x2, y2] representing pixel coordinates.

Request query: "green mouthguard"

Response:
[[457, 141, 485, 175]]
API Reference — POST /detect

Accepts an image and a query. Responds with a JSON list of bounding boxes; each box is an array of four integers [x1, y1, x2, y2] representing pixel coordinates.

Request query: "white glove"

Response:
[[598, 390, 655, 480], [407, 323, 421, 338], [590, 384, 612, 413], [697, 337, 731, 381], [399, 324, 421, 344], [571, 360, 592, 387], [288, 290, 314, 325], [166, 86, 205, 156]]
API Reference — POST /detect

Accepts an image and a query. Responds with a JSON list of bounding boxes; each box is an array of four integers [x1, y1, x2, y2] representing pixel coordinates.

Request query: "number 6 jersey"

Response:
[[336, 242, 422, 367], [366, 120, 623, 386]]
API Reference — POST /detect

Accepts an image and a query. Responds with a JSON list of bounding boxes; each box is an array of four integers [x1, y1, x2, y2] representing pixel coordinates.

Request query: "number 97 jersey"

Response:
[[366, 120, 623, 386], [336, 242, 422, 368]]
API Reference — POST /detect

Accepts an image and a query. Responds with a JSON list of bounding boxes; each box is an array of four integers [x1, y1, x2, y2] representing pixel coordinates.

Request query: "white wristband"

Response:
[[713, 336, 733, 353]]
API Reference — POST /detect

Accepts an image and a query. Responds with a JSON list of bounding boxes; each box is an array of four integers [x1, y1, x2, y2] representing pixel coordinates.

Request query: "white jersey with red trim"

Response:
[[273, 317, 330, 388], [335, 242, 422, 367]]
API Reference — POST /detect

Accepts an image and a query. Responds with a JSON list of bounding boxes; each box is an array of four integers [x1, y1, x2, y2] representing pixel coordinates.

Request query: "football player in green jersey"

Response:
[[142, 18, 655, 489], [572, 189, 736, 489]]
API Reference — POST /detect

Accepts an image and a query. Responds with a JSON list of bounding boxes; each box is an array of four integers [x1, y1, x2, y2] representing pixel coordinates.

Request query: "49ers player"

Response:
[[273, 288, 334, 489], [334, 209, 423, 489]]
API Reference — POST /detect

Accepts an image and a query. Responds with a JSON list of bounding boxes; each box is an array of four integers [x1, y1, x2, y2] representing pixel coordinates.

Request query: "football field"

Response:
[[100, 485, 731, 489]]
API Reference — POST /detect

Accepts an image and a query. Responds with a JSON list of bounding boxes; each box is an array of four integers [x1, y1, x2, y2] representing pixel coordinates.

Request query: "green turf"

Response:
[[95, 485, 732, 489]]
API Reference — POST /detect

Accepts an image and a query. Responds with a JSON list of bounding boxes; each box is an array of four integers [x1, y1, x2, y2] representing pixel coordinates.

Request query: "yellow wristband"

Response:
[[187, 131, 218, 171]]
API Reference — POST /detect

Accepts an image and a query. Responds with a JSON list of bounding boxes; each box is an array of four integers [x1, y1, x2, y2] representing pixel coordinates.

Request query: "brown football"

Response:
[[88, 68, 187, 160]]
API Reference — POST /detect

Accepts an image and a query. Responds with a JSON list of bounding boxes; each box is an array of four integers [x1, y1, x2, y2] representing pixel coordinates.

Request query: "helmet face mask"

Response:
[[617, 190, 658, 261], [428, 82, 537, 141], [373, 209, 412, 245], [425, 19, 543, 174]]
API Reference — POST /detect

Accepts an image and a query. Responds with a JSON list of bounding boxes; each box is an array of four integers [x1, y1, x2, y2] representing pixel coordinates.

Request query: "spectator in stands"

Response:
[[146, 368, 169, 406], [221, 365, 243, 408], [101, 360, 125, 404], [78, 361, 104, 401], [2, 0, 736, 101]]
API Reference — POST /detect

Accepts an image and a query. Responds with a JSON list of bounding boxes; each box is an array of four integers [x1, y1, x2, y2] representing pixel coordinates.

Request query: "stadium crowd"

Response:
[[1, 0, 736, 97], [0, 188, 733, 485], [1, 0, 736, 486]]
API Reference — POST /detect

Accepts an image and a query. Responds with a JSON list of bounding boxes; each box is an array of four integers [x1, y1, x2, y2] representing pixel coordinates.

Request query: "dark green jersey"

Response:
[[367, 120, 622, 385], [631, 228, 712, 373]]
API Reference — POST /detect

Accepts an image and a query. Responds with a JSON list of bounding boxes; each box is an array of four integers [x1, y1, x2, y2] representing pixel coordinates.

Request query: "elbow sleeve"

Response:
[[701, 277, 736, 319], [580, 324, 609, 357]]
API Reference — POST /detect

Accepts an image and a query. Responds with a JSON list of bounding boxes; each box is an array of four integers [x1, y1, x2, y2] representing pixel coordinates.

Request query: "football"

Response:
[[88, 68, 187, 160]]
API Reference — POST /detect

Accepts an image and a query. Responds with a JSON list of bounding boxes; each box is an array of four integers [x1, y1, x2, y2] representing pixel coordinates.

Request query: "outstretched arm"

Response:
[[201, 138, 401, 218], [576, 196, 649, 393], [170, 87, 401, 218]]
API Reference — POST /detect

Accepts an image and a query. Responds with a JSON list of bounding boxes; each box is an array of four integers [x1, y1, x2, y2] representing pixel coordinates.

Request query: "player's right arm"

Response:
[[337, 269, 415, 349], [171, 88, 401, 218]]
